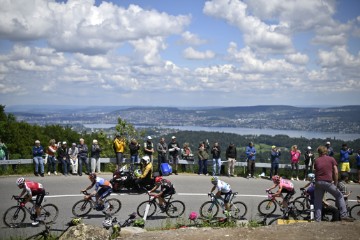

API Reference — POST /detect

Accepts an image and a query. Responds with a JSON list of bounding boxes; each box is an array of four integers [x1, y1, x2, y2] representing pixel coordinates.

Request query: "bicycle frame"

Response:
[[12, 196, 38, 219], [207, 192, 236, 210]]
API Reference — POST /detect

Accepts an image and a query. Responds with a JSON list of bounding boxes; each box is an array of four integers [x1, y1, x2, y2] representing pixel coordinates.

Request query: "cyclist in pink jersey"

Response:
[[266, 175, 295, 210]]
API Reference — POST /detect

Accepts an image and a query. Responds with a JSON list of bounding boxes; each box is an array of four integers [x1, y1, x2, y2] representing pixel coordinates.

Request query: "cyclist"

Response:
[[135, 156, 153, 188], [148, 176, 175, 212], [82, 173, 112, 210], [209, 176, 232, 214], [16, 177, 46, 226], [266, 175, 295, 211]]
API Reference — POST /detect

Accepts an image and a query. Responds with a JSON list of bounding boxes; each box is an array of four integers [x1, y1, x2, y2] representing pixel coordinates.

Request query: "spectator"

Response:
[[68, 143, 79, 175], [144, 136, 154, 169], [290, 145, 301, 181], [0, 138, 8, 171], [304, 146, 314, 180], [168, 136, 180, 175], [211, 142, 221, 176], [325, 141, 334, 157], [32, 140, 45, 177], [337, 172, 351, 205], [113, 134, 125, 171], [197, 142, 209, 176], [129, 138, 141, 166], [225, 143, 237, 177], [339, 143, 353, 175], [357, 149, 360, 184], [270, 145, 281, 178], [91, 139, 102, 173], [314, 145, 353, 222], [46, 139, 58, 176], [157, 137, 168, 174], [58, 141, 70, 176], [77, 138, 89, 176], [246, 142, 257, 179], [182, 142, 194, 173]]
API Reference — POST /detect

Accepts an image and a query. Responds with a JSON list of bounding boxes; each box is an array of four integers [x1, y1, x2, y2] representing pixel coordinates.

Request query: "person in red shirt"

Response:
[[16, 177, 46, 226]]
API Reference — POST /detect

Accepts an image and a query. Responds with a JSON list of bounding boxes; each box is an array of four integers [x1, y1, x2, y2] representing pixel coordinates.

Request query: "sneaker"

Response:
[[32, 221, 39, 226], [40, 173, 44, 177], [205, 173, 209, 176], [291, 177, 294, 181], [35, 173, 39, 177], [54, 171, 58, 175], [341, 216, 355, 222], [296, 177, 299, 181], [48, 172, 51, 176]]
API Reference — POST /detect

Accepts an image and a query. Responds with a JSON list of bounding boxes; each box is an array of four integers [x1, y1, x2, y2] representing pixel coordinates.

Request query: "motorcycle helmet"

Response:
[[141, 156, 150, 164], [134, 169, 142, 178]]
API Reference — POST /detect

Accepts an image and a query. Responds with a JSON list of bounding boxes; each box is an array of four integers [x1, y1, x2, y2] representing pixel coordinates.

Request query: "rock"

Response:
[[120, 227, 147, 238], [59, 223, 109, 240]]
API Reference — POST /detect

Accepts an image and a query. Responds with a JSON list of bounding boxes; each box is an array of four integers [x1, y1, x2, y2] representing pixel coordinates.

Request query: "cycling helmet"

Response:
[[102, 218, 113, 228], [155, 176, 163, 183], [134, 169, 142, 178], [70, 217, 82, 226], [211, 176, 218, 185], [89, 173, 97, 180], [141, 156, 150, 164], [307, 173, 315, 180], [16, 177, 25, 186], [272, 175, 280, 183]]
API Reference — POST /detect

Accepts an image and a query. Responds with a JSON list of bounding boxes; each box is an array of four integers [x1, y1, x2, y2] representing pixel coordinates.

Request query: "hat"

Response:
[[326, 141, 330, 145], [171, 136, 176, 139], [72, 143, 76, 146], [62, 141, 67, 145], [147, 136, 152, 140], [35, 140, 40, 144], [307, 146, 312, 150], [271, 145, 276, 149], [93, 139, 98, 144]]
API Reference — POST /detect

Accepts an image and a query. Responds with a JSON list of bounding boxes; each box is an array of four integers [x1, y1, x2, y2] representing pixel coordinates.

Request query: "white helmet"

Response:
[[102, 218, 113, 228], [141, 156, 150, 164], [16, 177, 25, 186]]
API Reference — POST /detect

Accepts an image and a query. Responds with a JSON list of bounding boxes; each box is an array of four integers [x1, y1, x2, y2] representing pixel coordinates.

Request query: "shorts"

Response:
[[221, 190, 232, 204], [32, 189, 46, 207], [281, 188, 295, 202], [160, 187, 176, 198], [340, 162, 350, 172], [97, 187, 112, 200]]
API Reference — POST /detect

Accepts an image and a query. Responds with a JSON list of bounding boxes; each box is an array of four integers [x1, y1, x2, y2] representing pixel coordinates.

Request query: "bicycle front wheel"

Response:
[[72, 200, 92, 217], [350, 204, 360, 220], [104, 198, 122, 216], [258, 199, 277, 215], [166, 200, 185, 218], [230, 201, 247, 219], [199, 201, 219, 219], [3, 206, 26, 228], [137, 201, 156, 218]]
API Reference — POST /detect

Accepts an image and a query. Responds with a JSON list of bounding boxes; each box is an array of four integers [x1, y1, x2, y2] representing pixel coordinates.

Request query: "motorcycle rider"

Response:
[[135, 156, 153, 189]]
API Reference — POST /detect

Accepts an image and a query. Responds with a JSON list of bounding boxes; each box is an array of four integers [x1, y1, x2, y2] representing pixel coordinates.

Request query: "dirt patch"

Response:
[[120, 221, 360, 240]]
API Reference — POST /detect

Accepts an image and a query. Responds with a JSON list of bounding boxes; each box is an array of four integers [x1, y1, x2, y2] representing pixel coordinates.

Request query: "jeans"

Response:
[[198, 159, 208, 175], [61, 158, 70, 175], [33, 156, 44, 174], [91, 157, 101, 173], [270, 162, 279, 178], [314, 180, 348, 221], [247, 160, 255, 177], [131, 155, 139, 164], [47, 155, 57, 173], [212, 158, 221, 175], [78, 155, 89, 175]]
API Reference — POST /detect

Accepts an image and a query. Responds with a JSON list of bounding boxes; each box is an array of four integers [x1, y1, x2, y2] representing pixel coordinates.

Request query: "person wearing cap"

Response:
[[47, 139, 58, 176], [304, 146, 314, 180], [113, 134, 125, 171], [32, 140, 45, 177], [168, 136, 180, 175], [325, 141, 334, 157], [68, 143, 79, 175], [143, 136, 154, 165], [91, 139, 102, 173], [225, 143, 237, 177], [270, 145, 281, 179], [57, 141, 70, 176], [156, 137, 168, 173], [77, 138, 90, 176]]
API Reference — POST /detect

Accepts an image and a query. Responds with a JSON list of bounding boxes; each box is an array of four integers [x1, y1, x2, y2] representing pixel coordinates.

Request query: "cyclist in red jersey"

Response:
[[16, 177, 46, 226], [266, 175, 295, 211]]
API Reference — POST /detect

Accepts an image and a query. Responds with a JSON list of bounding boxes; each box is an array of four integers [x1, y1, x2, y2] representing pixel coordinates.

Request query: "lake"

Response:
[[83, 124, 360, 141]]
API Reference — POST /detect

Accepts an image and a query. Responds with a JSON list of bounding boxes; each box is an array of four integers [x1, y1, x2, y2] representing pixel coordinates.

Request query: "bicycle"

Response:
[[136, 192, 185, 218], [325, 198, 360, 220], [3, 195, 59, 228], [199, 192, 247, 219], [257, 190, 304, 216], [267, 201, 304, 225], [25, 221, 53, 240], [72, 190, 122, 217]]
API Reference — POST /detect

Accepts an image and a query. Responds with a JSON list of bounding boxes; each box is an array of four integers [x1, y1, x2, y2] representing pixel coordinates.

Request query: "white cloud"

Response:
[[74, 53, 112, 69], [0, 83, 22, 94], [181, 31, 207, 45], [183, 47, 215, 59], [285, 53, 309, 65], [318, 46, 360, 68], [129, 36, 167, 65]]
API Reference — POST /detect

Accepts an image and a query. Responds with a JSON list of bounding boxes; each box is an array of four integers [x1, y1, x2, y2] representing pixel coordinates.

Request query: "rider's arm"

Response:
[[273, 185, 283, 197], [215, 191, 222, 198], [267, 184, 277, 191], [210, 185, 216, 193], [302, 182, 310, 189], [149, 184, 159, 193], [83, 181, 95, 192]]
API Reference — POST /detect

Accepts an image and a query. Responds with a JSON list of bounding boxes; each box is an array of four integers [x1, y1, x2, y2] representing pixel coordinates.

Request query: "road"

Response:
[[1, 174, 359, 239]]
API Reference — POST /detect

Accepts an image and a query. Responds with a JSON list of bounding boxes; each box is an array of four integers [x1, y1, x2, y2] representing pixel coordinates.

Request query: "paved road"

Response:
[[1, 174, 360, 239]]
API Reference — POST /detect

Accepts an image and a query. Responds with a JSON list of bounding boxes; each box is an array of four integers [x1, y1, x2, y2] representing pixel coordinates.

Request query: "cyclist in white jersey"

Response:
[[209, 176, 232, 213]]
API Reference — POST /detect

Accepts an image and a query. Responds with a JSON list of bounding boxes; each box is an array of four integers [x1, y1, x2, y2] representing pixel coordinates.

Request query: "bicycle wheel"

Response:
[[137, 201, 156, 218], [199, 201, 219, 219], [349, 204, 360, 220], [72, 200, 92, 217], [104, 198, 122, 216], [41, 204, 59, 223], [166, 200, 185, 218], [230, 201, 247, 219], [293, 196, 310, 209], [258, 199, 277, 215], [290, 200, 305, 216], [3, 206, 26, 228]]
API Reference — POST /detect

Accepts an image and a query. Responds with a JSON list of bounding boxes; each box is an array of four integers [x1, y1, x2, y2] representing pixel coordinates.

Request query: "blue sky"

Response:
[[0, 0, 359, 107]]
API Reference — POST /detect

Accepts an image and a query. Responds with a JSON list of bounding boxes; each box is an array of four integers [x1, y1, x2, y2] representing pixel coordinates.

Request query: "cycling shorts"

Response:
[[97, 187, 112, 200], [31, 189, 45, 207], [281, 189, 295, 202], [160, 187, 176, 198], [221, 190, 232, 204], [340, 162, 350, 172]]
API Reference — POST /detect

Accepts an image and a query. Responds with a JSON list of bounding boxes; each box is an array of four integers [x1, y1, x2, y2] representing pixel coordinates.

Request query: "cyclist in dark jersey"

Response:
[[82, 173, 112, 210], [148, 176, 175, 211]]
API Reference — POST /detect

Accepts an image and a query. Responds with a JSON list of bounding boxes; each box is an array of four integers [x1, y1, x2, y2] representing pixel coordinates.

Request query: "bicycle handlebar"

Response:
[[80, 190, 90, 195]]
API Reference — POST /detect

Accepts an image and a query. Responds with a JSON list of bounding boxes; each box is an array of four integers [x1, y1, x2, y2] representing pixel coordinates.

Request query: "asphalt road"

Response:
[[1, 173, 360, 239]]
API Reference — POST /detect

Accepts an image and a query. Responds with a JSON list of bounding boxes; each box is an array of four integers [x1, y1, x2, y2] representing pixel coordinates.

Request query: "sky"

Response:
[[0, 0, 360, 107]]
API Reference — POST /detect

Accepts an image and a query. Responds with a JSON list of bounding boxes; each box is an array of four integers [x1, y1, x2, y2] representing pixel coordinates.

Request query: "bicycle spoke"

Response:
[[3, 206, 26, 228]]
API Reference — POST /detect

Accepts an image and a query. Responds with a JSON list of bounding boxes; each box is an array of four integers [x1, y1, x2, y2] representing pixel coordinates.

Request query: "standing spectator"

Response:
[[68, 143, 79, 175], [113, 134, 125, 171], [157, 137, 168, 174], [32, 140, 45, 177], [225, 143, 237, 177], [357, 149, 360, 184], [91, 139, 102, 173], [198, 142, 209, 176], [168, 136, 180, 175], [211, 142, 221, 176], [77, 138, 89, 176], [304, 146, 314, 180], [314, 145, 353, 222], [0, 138, 8, 171], [246, 142, 256, 179], [144, 136, 154, 163], [182, 142, 194, 173], [325, 141, 334, 157], [58, 141, 70, 176], [290, 145, 301, 181], [46, 139, 58, 176], [270, 146, 281, 179], [129, 139, 141, 166], [339, 143, 353, 175]]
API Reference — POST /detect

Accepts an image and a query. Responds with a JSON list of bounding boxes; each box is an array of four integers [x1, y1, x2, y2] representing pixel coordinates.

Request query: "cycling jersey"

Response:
[[94, 177, 112, 191], [279, 178, 294, 191], [157, 179, 175, 197], [215, 180, 231, 193], [24, 180, 44, 196]]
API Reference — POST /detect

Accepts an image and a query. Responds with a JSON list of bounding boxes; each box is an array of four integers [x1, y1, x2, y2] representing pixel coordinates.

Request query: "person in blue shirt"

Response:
[[339, 143, 353, 175], [32, 140, 45, 177], [270, 146, 281, 178], [246, 142, 256, 179]]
